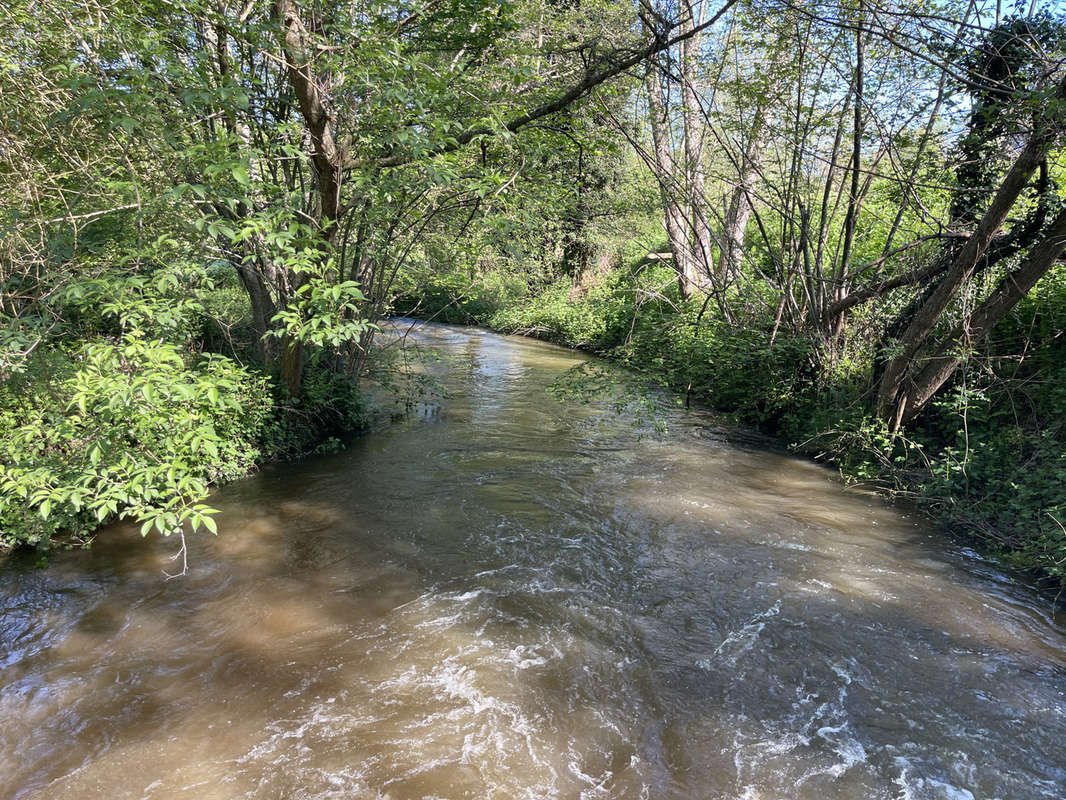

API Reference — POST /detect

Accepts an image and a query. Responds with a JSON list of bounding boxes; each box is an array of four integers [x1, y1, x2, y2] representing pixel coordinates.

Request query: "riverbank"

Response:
[[394, 265, 1066, 590]]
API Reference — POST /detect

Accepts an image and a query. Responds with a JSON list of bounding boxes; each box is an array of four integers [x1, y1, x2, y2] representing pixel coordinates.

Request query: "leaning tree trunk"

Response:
[[645, 65, 698, 299], [716, 9, 794, 282], [874, 79, 1064, 429], [680, 1, 713, 287], [234, 259, 277, 364], [719, 123, 764, 281], [894, 206, 1066, 426]]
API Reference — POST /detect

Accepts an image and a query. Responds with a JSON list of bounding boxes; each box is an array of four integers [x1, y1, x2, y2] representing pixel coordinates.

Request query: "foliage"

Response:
[[269, 278, 376, 350], [0, 335, 271, 550], [391, 268, 529, 325], [491, 279, 615, 347], [911, 266, 1066, 580], [266, 367, 368, 459]]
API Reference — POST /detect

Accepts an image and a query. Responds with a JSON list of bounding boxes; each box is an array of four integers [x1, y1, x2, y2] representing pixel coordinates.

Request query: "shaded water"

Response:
[[3, 322, 1065, 799]]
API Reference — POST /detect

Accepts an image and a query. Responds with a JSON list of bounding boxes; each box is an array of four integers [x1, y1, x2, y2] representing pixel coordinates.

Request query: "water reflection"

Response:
[[2, 321, 1065, 799]]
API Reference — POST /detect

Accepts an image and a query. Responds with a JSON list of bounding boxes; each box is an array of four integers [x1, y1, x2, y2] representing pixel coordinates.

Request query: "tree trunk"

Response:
[[680, 2, 713, 286], [234, 260, 277, 364], [718, 14, 792, 282], [276, 0, 343, 228], [834, 5, 864, 316], [279, 335, 305, 398], [892, 206, 1066, 426], [273, 0, 346, 397], [645, 65, 698, 299], [719, 137, 760, 280]]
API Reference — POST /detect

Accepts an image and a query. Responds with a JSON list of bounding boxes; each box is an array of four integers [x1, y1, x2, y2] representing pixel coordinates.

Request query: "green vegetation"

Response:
[[3, 0, 1066, 586], [0, 248, 366, 551]]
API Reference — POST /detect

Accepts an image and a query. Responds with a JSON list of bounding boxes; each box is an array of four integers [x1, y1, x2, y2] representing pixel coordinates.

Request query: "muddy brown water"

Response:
[[2, 322, 1065, 799]]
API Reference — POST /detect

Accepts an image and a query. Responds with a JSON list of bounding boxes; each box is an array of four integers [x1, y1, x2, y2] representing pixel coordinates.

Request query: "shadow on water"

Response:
[[2, 321, 1065, 800]]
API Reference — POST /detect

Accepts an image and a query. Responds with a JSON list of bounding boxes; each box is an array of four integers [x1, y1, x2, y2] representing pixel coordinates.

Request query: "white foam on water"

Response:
[[756, 538, 813, 552], [504, 642, 562, 671], [697, 601, 782, 669], [892, 759, 980, 800], [811, 721, 868, 778]]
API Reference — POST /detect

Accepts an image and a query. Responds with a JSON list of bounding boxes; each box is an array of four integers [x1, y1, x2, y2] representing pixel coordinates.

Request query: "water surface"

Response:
[[2, 322, 1065, 799]]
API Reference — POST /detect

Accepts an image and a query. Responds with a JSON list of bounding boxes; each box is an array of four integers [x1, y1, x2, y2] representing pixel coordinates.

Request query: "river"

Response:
[[2, 321, 1065, 799]]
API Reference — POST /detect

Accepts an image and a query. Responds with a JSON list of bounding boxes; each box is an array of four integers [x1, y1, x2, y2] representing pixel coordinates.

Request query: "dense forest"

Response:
[[2, 0, 1065, 581]]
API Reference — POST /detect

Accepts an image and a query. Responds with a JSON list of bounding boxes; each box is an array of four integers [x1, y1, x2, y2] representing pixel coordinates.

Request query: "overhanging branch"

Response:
[[371, 0, 738, 170]]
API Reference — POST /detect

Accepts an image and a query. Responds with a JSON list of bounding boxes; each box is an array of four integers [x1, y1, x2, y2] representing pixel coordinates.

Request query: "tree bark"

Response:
[[276, 0, 343, 228], [234, 260, 277, 363], [274, 0, 347, 397], [834, 4, 864, 313], [719, 91, 774, 281], [680, 2, 713, 286]]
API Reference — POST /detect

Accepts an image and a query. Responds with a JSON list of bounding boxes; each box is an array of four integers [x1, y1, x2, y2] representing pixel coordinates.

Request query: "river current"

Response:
[[2, 321, 1064, 799]]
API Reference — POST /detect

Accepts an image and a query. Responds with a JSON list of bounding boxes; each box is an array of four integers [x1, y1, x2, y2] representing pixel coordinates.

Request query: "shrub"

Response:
[[0, 334, 273, 550]]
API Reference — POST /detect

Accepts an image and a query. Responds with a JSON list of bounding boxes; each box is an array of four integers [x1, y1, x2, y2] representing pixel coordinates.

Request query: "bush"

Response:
[[489, 265, 666, 349], [391, 269, 528, 325], [0, 334, 273, 549]]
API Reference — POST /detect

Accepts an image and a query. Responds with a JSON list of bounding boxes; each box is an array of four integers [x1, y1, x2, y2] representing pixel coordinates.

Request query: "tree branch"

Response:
[[371, 0, 738, 169]]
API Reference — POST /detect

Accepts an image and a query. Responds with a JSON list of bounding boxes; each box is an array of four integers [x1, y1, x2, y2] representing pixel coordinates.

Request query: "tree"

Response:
[[874, 15, 1066, 428]]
